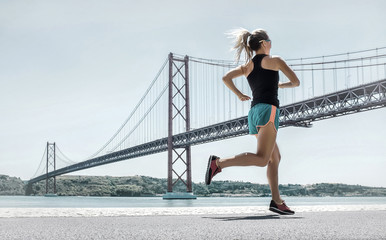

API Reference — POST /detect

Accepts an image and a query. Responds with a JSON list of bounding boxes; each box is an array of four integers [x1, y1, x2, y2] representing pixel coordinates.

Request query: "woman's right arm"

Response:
[[222, 66, 251, 101]]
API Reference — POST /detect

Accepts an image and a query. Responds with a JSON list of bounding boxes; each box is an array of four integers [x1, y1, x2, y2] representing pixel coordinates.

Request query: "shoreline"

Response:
[[1, 204, 386, 218], [3, 194, 386, 197]]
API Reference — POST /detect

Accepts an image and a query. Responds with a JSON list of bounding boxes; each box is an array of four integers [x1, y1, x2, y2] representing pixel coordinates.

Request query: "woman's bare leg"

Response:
[[267, 142, 283, 204], [217, 122, 277, 168]]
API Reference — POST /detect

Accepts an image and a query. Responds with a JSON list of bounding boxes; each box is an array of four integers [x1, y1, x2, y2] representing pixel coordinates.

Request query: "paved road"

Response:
[[1, 211, 385, 239]]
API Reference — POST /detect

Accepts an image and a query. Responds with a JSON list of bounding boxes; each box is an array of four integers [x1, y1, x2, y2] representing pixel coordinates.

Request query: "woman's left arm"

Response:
[[275, 57, 300, 88]]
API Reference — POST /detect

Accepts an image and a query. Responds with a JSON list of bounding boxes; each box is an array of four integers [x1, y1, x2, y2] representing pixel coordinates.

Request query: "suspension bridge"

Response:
[[27, 47, 386, 198]]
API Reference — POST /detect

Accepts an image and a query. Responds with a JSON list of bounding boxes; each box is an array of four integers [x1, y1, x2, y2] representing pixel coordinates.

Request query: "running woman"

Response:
[[205, 28, 300, 215]]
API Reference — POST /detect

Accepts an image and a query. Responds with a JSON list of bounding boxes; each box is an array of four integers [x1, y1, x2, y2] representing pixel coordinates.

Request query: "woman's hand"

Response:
[[238, 94, 251, 101]]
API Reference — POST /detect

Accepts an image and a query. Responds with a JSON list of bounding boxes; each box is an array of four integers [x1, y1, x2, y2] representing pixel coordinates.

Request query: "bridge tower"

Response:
[[163, 53, 196, 199], [45, 142, 57, 195]]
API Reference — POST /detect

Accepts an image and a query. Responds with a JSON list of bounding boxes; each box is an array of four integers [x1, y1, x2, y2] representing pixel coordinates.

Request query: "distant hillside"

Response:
[[0, 175, 25, 195], [1, 174, 386, 197], [27, 175, 167, 196]]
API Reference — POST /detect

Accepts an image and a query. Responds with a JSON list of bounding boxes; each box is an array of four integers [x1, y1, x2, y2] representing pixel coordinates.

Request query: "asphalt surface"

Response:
[[1, 211, 386, 239]]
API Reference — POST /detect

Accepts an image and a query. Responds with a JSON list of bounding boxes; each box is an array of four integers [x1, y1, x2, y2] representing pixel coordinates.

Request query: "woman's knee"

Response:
[[269, 155, 281, 165], [254, 153, 271, 167], [273, 151, 281, 163]]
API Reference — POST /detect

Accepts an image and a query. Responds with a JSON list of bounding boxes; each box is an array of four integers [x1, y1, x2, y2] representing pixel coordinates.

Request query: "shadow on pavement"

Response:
[[203, 214, 304, 221]]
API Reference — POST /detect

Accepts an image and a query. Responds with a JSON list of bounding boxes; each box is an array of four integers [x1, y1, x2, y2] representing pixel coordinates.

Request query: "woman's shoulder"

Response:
[[261, 55, 285, 71], [265, 55, 284, 61]]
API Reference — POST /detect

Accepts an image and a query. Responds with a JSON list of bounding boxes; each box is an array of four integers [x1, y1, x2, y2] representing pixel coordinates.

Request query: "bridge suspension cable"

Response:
[[286, 47, 386, 61], [86, 57, 169, 159], [55, 145, 78, 166], [280, 47, 386, 104], [109, 82, 169, 152], [289, 54, 386, 67], [31, 147, 47, 179]]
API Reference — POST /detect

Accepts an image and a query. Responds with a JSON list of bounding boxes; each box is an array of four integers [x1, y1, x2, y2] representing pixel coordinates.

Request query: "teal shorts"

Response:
[[248, 103, 280, 135]]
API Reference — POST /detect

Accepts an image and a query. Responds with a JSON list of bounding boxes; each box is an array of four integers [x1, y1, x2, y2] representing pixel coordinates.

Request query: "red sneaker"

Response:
[[205, 155, 221, 185], [269, 200, 295, 215]]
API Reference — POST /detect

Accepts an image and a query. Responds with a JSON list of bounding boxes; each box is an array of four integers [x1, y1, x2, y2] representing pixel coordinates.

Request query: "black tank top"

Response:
[[246, 54, 280, 108]]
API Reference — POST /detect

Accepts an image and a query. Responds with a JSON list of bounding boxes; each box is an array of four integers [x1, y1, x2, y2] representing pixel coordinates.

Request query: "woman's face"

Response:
[[260, 39, 272, 52], [266, 39, 272, 50]]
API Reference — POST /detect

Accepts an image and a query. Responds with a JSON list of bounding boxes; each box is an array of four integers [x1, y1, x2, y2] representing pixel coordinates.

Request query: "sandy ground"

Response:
[[0, 207, 386, 239]]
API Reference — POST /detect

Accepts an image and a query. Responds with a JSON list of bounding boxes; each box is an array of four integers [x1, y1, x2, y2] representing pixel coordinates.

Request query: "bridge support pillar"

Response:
[[164, 53, 196, 199], [45, 142, 57, 196]]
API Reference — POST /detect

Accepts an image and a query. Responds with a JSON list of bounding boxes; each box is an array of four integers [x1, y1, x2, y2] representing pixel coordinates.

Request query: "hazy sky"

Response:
[[1, 0, 386, 187]]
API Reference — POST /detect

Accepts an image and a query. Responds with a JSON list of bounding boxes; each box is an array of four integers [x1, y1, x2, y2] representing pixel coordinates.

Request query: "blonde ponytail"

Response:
[[227, 28, 254, 63], [227, 28, 270, 63]]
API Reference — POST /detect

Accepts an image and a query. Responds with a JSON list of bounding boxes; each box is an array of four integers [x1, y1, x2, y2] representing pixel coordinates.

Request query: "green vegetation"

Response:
[[0, 175, 25, 195], [1, 174, 386, 197]]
